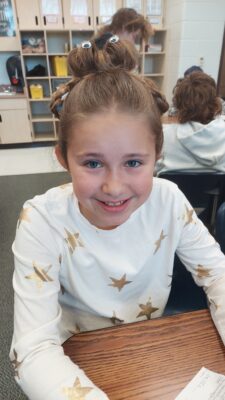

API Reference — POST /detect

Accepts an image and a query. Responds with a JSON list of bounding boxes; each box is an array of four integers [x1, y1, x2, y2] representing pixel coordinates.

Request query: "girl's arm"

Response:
[[176, 195, 225, 345], [10, 203, 109, 400]]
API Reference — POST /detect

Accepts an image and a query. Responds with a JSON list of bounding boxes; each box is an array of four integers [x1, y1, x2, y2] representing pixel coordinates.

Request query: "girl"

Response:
[[10, 37, 225, 400], [156, 72, 225, 174], [94, 7, 153, 45]]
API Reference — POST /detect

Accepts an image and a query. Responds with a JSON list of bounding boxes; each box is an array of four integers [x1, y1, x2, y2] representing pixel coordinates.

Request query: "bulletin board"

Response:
[[0, 0, 16, 37]]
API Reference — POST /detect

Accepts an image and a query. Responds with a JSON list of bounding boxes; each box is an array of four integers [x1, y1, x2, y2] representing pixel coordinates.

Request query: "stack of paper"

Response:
[[175, 367, 225, 399]]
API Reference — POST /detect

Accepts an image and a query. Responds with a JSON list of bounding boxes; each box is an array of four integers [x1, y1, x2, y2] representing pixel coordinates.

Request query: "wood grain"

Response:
[[161, 115, 178, 124], [63, 309, 225, 399]]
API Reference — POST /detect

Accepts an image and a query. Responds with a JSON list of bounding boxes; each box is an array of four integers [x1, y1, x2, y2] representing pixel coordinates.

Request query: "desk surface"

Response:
[[63, 309, 225, 399], [161, 115, 178, 124]]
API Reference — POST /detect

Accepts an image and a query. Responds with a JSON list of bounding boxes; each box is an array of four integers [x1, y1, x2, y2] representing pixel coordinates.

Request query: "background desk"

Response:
[[161, 115, 178, 124], [63, 309, 225, 400]]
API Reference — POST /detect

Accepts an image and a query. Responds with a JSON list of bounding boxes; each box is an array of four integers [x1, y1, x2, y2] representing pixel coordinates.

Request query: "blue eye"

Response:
[[126, 160, 142, 168], [85, 160, 102, 169]]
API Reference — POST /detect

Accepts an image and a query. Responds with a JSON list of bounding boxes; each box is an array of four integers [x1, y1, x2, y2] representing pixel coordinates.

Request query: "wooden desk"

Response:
[[63, 309, 225, 399], [161, 115, 178, 124]]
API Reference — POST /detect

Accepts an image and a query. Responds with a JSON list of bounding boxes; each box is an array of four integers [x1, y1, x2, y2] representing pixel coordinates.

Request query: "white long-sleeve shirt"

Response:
[[10, 178, 225, 400], [155, 116, 225, 174]]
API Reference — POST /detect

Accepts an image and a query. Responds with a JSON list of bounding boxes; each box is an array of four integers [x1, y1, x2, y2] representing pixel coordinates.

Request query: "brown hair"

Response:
[[173, 72, 222, 124], [95, 8, 154, 42], [50, 38, 168, 166]]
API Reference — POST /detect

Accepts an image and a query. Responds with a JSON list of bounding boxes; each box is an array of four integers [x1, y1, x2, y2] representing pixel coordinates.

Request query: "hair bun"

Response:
[[67, 37, 139, 78]]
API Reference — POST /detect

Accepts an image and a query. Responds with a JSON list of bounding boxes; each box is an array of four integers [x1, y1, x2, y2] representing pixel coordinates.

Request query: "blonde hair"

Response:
[[50, 37, 168, 166]]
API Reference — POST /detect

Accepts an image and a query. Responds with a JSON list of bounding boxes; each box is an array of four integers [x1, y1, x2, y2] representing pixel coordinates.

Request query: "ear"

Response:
[[55, 144, 69, 171]]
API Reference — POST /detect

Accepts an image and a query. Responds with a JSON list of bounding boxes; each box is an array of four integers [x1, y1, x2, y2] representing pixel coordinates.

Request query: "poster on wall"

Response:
[[0, 0, 16, 37]]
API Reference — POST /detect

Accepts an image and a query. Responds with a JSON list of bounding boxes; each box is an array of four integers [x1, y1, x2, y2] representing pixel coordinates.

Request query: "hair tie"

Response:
[[108, 35, 119, 44], [61, 92, 69, 101], [81, 41, 92, 49]]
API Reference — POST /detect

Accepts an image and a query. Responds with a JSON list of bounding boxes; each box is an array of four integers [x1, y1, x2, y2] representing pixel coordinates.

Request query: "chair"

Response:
[[163, 172, 225, 316], [165, 200, 225, 315], [215, 202, 225, 254], [158, 171, 225, 234], [164, 254, 207, 315]]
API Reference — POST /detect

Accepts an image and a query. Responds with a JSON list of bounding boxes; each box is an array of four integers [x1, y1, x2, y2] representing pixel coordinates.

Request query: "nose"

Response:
[[101, 171, 124, 197]]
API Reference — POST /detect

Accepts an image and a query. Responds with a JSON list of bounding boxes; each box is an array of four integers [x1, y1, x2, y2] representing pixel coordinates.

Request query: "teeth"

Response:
[[104, 200, 125, 206]]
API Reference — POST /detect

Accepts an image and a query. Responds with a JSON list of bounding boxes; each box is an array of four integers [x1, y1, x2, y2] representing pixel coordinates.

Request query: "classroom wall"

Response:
[[164, 0, 225, 103], [1, 1, 224, 99]]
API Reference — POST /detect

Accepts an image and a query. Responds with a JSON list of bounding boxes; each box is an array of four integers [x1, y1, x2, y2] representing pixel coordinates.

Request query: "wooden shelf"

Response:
[[49, 75, 71, 78], [48, 52, 69, 56], [22, 53, 47, 56], [141, 52, 166, 55], [31, 115, 53, 121], [33, 134, 56, 142], [0, 0, 166, 145], [26, 76, 49, 80], [29, 97, 51, 101]]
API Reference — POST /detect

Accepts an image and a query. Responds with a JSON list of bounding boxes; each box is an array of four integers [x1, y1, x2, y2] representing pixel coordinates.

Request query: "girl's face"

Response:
[[57, 110, 157, 230]]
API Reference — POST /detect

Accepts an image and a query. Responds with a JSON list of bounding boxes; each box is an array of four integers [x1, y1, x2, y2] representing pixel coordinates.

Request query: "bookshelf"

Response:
[[0, 0, 166, 144]]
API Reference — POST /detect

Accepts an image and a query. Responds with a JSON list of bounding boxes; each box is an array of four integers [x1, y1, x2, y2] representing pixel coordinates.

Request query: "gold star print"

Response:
[[17, 207, 31, 228], [196, 264, 212, 278], [168, 274, 173, 287], [209, 298, 220, 310], [108, 274, 132, 292], [68, 324, 81, 335], [11, 349, 22, 378], [60, 183, 71, 189], [184, 204, 194, 226], [75, 324, 81, 333], [61, 284, 65, 294], [137, 298, 159, 320], [110, 311, 124, 325], [62, 377, 93, 400], [154, 230, 167, 254], [65, 229, 84, 254], [25, 262, 53, 289]]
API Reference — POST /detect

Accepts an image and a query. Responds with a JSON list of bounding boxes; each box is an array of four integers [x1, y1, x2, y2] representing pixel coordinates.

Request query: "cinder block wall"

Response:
[[163, 0, 225, 103]]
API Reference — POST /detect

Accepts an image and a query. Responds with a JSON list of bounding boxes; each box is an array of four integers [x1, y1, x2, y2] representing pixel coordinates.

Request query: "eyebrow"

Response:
[[76, 153, 151, 158], [76, 153, 104, 158], [123, 153, 150, 158]]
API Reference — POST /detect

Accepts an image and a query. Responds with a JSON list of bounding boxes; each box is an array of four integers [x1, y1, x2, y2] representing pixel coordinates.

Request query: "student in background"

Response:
[[156, 71, 225, 174], [183, 65, 203, 76], [10, 38, 225, 400], [168, 65, 225, 117], [167, 65, 203, 117], [94, 7, 153, 45]]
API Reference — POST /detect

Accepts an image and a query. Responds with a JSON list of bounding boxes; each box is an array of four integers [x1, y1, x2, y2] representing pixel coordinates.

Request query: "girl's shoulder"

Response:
[[152, 176, 179, 193], [22, 183, 74, 222], [146, 177, 185, 209], [133, 178, 189, 233], [29, 182, 73, 205]]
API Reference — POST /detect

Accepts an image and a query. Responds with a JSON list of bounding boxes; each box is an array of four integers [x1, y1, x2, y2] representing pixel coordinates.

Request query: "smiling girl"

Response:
[[10, 36, 225, 400]]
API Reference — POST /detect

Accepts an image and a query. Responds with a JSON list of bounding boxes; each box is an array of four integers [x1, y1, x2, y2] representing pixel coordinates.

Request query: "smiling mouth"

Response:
[[101, 200, 127, 207], [97, 198, 130, 210]]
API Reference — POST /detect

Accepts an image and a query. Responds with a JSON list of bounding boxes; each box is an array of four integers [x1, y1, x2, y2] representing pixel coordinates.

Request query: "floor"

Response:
[[0, 145, 65, 176]]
